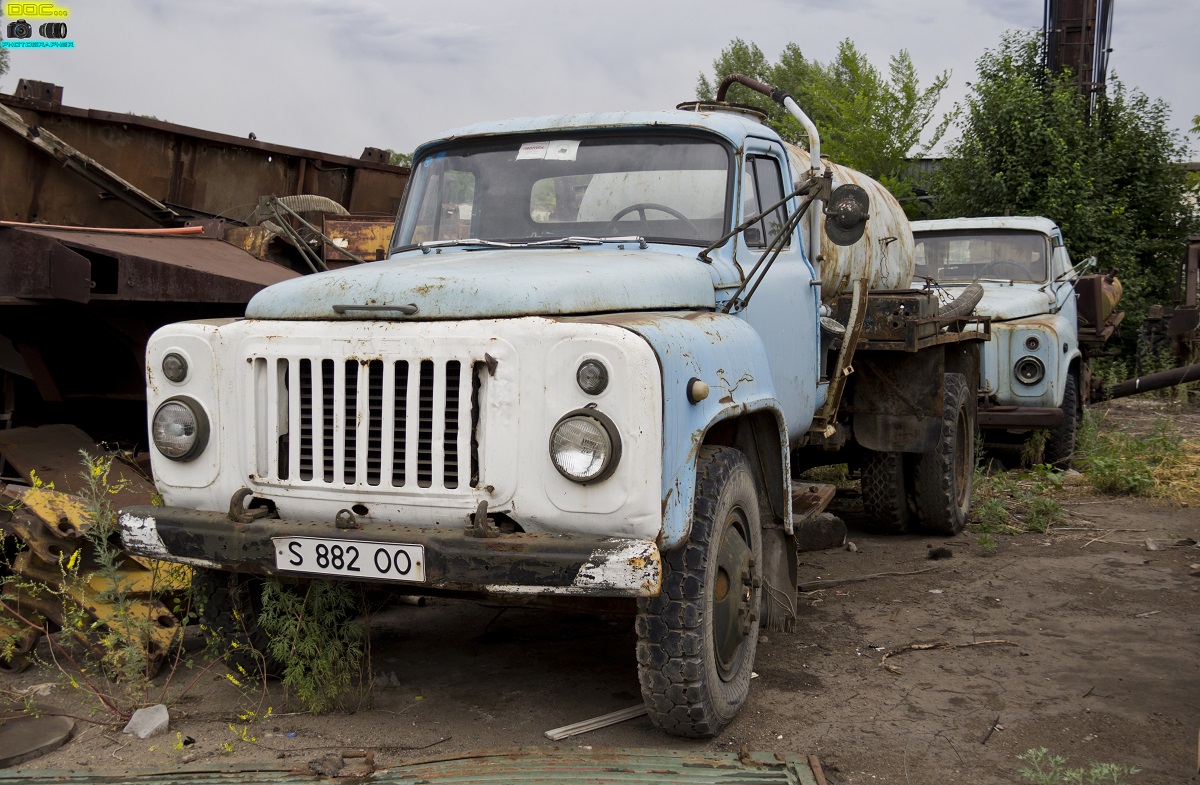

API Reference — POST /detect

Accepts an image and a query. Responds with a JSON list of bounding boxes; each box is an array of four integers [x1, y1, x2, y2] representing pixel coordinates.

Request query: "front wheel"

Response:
[[1043, 371, 1080, 468], [636, 446, 762, 738]]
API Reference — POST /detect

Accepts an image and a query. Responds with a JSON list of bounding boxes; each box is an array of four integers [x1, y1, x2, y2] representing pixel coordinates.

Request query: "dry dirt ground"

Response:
[[4, 402, 1200, 784]]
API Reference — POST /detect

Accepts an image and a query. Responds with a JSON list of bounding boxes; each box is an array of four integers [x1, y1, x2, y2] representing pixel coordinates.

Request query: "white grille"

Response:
[[251, 356, 480, 491]]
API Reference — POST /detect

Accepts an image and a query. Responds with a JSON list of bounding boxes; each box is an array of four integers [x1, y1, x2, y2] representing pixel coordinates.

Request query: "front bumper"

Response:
[[978, 405, 1064, 429], [118, 506, 661, 598]]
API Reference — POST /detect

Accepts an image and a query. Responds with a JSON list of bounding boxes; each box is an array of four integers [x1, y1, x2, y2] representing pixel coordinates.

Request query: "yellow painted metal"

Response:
[[1, 484, 191, 673]]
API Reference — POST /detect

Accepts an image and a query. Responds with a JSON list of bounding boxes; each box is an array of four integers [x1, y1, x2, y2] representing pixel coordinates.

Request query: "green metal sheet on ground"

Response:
[[0, 747, 822, 784]]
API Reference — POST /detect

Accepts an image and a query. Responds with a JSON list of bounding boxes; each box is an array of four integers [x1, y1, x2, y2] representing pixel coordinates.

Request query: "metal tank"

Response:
[[784, 145, 915, 303]]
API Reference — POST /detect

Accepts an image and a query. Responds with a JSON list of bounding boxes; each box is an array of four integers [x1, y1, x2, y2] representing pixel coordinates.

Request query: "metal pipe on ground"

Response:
[[1101, 362, 1200, 400]]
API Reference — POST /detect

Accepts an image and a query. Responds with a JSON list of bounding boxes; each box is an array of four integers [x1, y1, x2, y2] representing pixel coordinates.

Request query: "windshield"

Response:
[[393, 133, 732, 250], [913, 230, 1050, 283]]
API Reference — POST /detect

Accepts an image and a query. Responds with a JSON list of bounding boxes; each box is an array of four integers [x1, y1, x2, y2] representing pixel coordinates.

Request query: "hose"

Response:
[[939, 283, 984, 321]]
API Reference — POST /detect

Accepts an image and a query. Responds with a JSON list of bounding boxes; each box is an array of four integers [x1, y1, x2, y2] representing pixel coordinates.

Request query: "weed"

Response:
[[798, 463, 856, 490], [1017, 747, 1139, 784], [973, 496, 1013, 533], [259, 580, 364, 713], [976, 533, 998, 556], [1021, 429, 1049, 468], [1029, 463, 1065, 492], [1023, 496, 1063, 533], [1076, 411, 1185, 497]]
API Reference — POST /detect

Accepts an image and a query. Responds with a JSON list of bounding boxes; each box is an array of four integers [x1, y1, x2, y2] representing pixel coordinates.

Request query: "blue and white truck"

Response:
[[119, 76, 985, 736], [912, 216, 1122, 466]]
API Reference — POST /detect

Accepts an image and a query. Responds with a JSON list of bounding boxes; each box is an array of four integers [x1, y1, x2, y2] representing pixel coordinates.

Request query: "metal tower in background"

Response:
[[1043, 0, 1115, 112]]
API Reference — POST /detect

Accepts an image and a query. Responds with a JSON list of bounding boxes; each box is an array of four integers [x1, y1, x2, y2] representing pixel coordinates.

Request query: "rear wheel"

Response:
[[636, 446, 762, 738], [1044, 371, 1079, 468], [912, 373, 975, 535], [860, 450, 911, 534]]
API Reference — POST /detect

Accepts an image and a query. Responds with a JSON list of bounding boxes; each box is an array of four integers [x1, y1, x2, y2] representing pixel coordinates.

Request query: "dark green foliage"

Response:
[[259, 580, 363, 713], [934, 32, 1198, 354], [697, 39, 950, 217]]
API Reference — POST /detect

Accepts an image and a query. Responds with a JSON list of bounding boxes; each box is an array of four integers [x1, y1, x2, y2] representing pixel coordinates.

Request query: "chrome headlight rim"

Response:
[[152, 396, 210, 462], [1014, 356, 1046, 386], [548, 408, 622, 484]]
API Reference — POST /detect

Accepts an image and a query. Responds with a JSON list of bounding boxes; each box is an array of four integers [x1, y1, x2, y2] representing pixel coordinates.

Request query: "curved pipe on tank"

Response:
[[714, 74, 822, 269]]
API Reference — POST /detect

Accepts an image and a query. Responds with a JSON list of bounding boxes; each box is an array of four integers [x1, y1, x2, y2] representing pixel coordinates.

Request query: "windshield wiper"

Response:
[[530, 236, 649, 248], [420, 239, 518, 253], [420, 236, 651, 252]]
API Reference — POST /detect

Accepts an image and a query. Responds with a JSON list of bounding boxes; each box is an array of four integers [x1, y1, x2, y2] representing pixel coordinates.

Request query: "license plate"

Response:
[[273, 537, 425, 583]]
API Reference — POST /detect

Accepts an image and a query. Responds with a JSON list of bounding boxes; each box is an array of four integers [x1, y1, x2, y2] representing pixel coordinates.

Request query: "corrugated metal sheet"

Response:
[[0, 748, 822, 784]]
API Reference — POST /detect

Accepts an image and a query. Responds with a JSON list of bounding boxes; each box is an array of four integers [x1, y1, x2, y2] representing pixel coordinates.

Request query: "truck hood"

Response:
[[244, 248, 717, 320], [947, 283, 1055, 322]]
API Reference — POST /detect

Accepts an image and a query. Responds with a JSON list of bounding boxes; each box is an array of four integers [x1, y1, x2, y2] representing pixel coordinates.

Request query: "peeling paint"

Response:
[[119, 512, 223, 569]]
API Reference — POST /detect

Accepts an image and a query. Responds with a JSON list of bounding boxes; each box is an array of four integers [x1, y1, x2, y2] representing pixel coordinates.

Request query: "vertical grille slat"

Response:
[[417, 360, 435, 487], [255, 353, 481, 492]]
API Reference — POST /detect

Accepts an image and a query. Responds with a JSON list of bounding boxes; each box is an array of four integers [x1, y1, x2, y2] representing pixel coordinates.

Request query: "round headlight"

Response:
[[1014, 356, 1045, 385], [1024, 335, 1040, 351], [152, 397, 209, 461], [576, 360, 609, 395], [549, 409, 621, 483], [162, 352, 189, 383]]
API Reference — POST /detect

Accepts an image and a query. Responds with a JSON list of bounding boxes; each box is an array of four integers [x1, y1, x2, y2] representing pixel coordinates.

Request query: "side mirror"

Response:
[[824, 183, 870, 246]]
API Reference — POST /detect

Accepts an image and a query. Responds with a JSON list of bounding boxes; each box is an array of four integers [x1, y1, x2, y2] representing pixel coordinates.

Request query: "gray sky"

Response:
[[3, 0, 1196, 161]]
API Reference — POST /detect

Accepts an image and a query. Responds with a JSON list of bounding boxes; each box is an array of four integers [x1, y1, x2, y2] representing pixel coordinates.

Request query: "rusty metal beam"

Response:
[[0, 101, 182, 226]]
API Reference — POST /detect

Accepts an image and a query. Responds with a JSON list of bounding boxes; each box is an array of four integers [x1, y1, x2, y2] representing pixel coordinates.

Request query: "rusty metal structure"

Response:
[[1043, 0, 1115, 113], [1138, 236, 1200, 378], [1, 79, 408, 229], [0, 80, 410, 679], [0, 81, 409, 447]]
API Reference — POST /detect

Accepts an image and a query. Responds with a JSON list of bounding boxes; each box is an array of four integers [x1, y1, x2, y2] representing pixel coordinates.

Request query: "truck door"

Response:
[[736, 139, 820, 440]]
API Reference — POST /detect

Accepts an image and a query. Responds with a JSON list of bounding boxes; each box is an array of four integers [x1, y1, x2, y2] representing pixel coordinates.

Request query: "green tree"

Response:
[[698, 38, 950, 215], [934, 32, 1197, 345], [385, 149, 413, 168]]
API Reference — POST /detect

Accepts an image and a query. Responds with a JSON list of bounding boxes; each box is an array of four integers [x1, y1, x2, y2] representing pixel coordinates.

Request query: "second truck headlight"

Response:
[[549, 409, 621, 483], [1014, 356, 1046, 385]]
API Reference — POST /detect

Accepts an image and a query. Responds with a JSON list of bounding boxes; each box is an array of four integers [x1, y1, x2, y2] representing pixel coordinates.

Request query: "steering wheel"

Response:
[[977, 259, 1029, 280], [607, 202, 701, 239]]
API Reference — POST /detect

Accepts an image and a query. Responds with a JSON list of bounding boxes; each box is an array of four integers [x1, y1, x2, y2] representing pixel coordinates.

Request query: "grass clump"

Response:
[[1076, 410, 1193, 499], [1018, 747, 1138, 784], [970, 463, 1063, 536]]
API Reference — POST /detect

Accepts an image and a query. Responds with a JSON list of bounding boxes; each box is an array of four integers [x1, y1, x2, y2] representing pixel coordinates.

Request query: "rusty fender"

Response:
[[118, 506, 661, 598], [578, 311, 791, 551]]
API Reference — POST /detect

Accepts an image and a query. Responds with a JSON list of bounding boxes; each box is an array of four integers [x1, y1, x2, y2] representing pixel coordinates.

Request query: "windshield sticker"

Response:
[[516, 142, 549, 160], [544, 140, 580, 161]]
